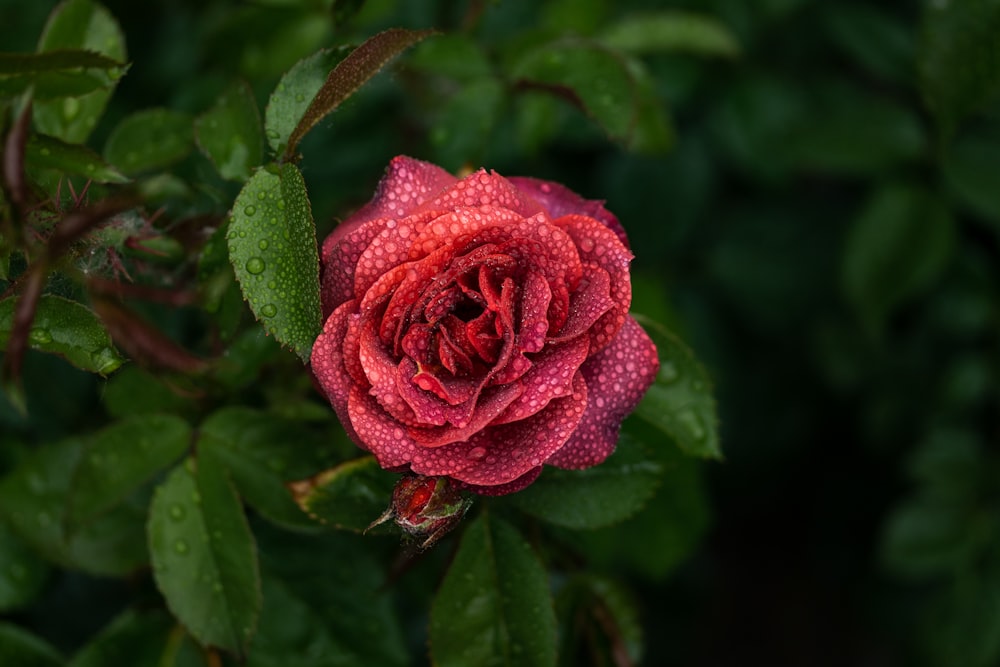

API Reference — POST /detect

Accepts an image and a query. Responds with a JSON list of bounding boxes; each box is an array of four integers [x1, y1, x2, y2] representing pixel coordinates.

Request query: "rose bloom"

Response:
[[311, 156, 658, 495]]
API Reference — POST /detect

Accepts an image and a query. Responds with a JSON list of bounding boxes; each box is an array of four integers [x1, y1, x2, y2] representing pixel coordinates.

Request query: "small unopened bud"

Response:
[[368, 475, 472, 549]]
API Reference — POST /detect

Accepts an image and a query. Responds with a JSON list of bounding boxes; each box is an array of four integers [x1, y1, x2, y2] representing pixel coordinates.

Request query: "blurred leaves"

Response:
[[33, 0, 126, 143], [841, 185, 956, 332], [920, 0, 1000, 133], [599, 11, 740, 57], [103, 109, 194, 175], [194, 81, 263, 182]]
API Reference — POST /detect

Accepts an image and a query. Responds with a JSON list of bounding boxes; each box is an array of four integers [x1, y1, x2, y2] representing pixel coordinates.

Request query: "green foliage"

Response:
[[430, 512, 557, 667], [7, 0, 998, 665], [227, 162, 321, 362], [148, 458, 261, 656]]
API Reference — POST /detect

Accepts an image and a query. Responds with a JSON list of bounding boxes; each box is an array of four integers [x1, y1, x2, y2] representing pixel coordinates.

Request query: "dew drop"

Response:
[[174, 539, 189, 555], [579, 237, 595, 253], [245, 257, 266, 274], [676, 409, 706, 441], [260, 303, 277, 318], [257, 191, 266, 201], [258, 239, 269, 250], [169, 504, 186, 522], [266, 129, 279, 140], [243, 205, 256, 216], [658, 362, 679, 384], [467, 447, 487, 460], [28, 328, 53, 345]]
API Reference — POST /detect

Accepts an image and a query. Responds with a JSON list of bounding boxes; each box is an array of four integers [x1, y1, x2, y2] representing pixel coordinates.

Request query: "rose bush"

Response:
[[311, 156, 658, 494]]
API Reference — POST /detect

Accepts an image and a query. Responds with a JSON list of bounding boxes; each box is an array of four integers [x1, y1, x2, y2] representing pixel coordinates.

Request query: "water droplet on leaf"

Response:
[[676, 409, 707, 441], [243, 205, 256, 216], [174, 539, 189, 555], [260, 303, 277, 318], [28, 328, 52, 345], [169, 504, 186, 521], [658, 362, 679, 384], [246, 257, 265, 274], [258, 239, 268, 250]]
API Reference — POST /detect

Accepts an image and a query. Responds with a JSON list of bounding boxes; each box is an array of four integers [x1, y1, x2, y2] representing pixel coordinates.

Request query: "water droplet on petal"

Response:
[[245, 257, 265, 274]]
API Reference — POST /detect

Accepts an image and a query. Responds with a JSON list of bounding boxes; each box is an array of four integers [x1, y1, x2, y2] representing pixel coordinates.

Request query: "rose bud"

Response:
[[368, 474, 472, 548], [311, 156, 658, 495]]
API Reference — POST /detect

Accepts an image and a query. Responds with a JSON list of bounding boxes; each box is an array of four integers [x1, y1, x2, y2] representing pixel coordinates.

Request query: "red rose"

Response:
[[311, 156, 658, 495]]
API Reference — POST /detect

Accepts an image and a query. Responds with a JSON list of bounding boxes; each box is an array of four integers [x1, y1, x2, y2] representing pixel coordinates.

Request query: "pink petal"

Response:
[[458, 466, 543, 496], [407, 381, 524, 447], [555, 214, 634, 354], [547, 317, 658, 469], [492, 335, 590, 425], [338, 156, 455, 231], [516, 270, 552, 354], [402, 373, 586, 483], [347, 386, 422, 468], [311, 302, 364, 446], [320, 218, 385, 315], [507, 176, 630, 249], [548, 267, 614, 344], [416, 169, 544, 219]]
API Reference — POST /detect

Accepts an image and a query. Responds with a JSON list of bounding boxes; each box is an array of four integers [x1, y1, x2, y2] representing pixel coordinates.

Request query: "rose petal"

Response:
[[492, 335, 589, 425], [312, 302, 364, 446], [321, 218, 386, 315], [407, 381, 524, 447], [417, 169, 544, 219], [555, 214, 634, 353], [547, 317, 658, 469], [506, 176, 629, 249], [426, 373, 588, 485], [517, 270, 552, 353], [347, 386, 422, 468], [343, 155, 456, 229], [548, 266, 614, 344], [458, 466, 543, 496]]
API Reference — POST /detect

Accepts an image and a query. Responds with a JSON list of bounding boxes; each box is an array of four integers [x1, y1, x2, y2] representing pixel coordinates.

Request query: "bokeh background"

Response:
[[2, 0, 998, 665]]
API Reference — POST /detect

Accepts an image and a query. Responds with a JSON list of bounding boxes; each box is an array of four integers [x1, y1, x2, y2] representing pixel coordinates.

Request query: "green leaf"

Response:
[[25, 132, 129, 183], [0, 50, 125, 100], [0, 295, 124, 375], [147, 458, 261, 656], [288, 456, 398, 532], [283, 28, 436, 159], [881, 496, 982, 580], [920, 0, 1000, 132], [632, 315, 721, 459], [822, 3, 914, 83], [68, 610, 174, 667], [511, 39, 643, 148], [198, 407, 338, 531], [34, 0, 127, 143], [922, 560, 1000, 667], [0, 440, 147, 576], [0, 521, 49, 612], [841, 186, 957, 332], [943, 128, 1000, 229], [557, 575, 643, 667], [103, 108, 194, 175], [226, 162, 321, 362], [408, 34, 492, 81], [505, 431, 662, 529], [103, 367, 198, 419], [429, 78, 503, 170], [787, 86, 926, 175], [252, 525, 408, 667], [569, 425, 710, 580], [264, 47, 349, 156], [0, 623, 63, 667], [194, 81, 264, 182], [430, 513, 557, 667], [599, 11, 740, 57], [68, 414, 191, 527]]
